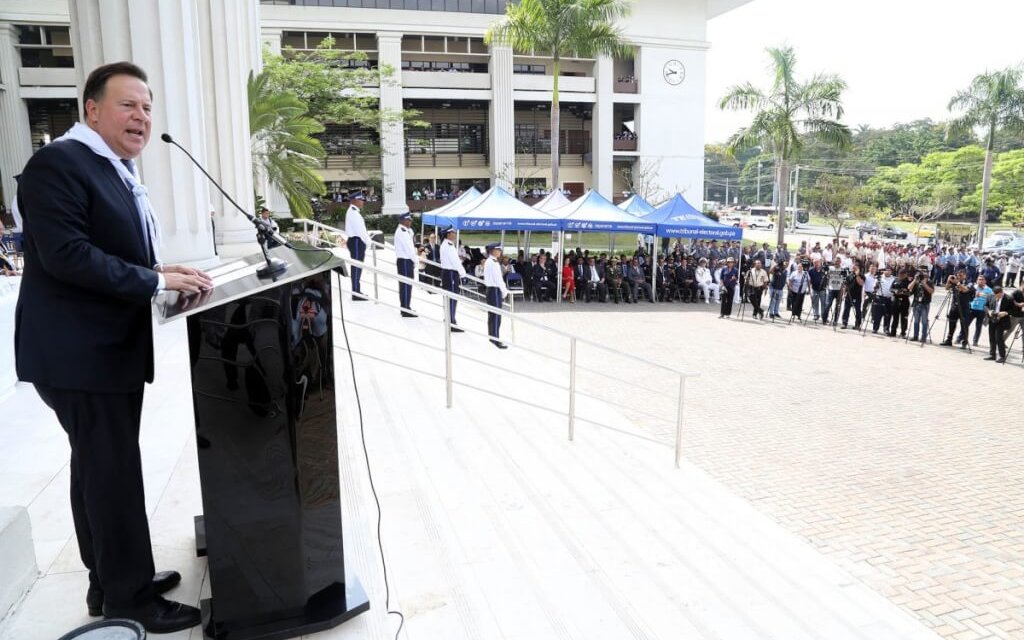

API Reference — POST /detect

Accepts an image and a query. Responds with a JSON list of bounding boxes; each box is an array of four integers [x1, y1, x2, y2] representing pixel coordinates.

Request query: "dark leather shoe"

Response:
[[450, 326, 464, 333], [103, 596, 201, 634], [490, 339, 508, 349], [88, 571, 182, 616]]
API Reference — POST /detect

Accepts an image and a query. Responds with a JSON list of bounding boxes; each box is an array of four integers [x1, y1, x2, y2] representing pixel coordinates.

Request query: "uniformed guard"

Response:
[[484, 242, 509, 349], [439, 226, 467, 332], [344, 192, 370, 300], [394, 211, 418, 317]]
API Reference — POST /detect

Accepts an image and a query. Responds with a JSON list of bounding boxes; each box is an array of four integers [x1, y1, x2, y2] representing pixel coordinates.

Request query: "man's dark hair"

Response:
[[83, 62, 149, 105]]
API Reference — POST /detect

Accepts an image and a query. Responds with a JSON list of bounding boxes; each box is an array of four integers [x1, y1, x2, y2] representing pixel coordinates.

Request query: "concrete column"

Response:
[[69, 0, 216, 265], [197, 0, 260, 254], [591, 55, 614, 199], [377, 34, 407, 215], [0, 24, 34, 215], [489, 43, 514, 191]]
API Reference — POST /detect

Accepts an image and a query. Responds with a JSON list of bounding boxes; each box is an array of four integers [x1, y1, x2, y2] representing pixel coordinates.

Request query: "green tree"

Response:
[[962, 148, 1024, 218], [486, 0, 631, 189], [249, 70, 325, 219], [719, 46, 852, 246], [804, 174, 863, 244], [859, 119, 972, 167], [947, 64, 1024, 245]]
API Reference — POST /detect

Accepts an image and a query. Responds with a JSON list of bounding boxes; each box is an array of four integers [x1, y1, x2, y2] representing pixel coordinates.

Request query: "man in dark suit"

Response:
[[985, 286, 1012, 362], [15, 62, 211, 633], [532, 254, 556, 301]]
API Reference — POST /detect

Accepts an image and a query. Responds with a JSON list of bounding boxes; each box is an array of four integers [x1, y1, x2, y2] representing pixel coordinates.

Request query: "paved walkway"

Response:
[[518, 290, 1023, 640], [1, 275, 946, 640]]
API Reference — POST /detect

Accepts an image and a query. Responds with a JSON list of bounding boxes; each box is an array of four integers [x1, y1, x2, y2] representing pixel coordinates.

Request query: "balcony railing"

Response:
[[406, 153, 488, 168], [323, 155, 382, 171], [614, 79, 638, 94], [613, 138, 637, 152], [515, 153, 586, 168]]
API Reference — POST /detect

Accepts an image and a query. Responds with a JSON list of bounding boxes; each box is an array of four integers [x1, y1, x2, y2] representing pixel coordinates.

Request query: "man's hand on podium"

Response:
[[161, 264, 214, 294]]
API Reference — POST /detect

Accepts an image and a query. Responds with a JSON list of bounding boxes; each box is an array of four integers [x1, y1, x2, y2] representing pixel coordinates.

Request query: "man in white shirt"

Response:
[[483, 243, 509, 349], [394, 211, 418, 317], [872, 266, 895, 334], [439, 226, 467, 331], [344, 192, 370, 300], [694, 258, 719, 304]]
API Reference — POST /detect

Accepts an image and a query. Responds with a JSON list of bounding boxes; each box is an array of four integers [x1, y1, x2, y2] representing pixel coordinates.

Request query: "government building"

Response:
[[0, 0, 750, 260]]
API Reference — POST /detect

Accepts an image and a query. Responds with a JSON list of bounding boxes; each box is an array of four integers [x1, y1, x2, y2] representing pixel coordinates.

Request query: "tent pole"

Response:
[[557, 230, 564, 304], [651, 233, 658, 293]]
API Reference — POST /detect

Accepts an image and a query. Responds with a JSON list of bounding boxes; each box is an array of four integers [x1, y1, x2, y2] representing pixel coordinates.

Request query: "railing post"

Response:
[[509, 292, 516, 342], [675, 375, 686, 468], [443, 292, 453, 408], [568, 337, 577, 441], [371, 241, 379, 302]]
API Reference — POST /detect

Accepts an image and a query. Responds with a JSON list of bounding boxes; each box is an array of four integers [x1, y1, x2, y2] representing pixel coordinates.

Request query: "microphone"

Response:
[[162, 132, 289, 278]]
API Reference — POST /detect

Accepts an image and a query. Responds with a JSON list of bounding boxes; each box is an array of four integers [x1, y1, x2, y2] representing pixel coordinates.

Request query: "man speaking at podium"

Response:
[[15, 62, 211, 633]]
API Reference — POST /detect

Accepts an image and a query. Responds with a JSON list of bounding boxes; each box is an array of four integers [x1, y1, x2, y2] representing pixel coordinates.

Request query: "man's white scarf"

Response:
[[55, 123, 162, 265]]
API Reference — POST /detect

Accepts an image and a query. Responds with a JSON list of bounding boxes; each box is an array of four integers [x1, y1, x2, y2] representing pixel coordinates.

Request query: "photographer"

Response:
[[745, 259, 769, 319], [807, 258, 827, 322], [788, 261, 810, 321], [889, 268, 912, 338], [872, 266, 895, 334], [841, 262, 865, 330], [908, 267, 935, 342], [940, 269, 974, 347], [823, 258, 846, 324], [963, 275, 993, 347], [767, 258, 788, 319], [861, 263, 878, 318]]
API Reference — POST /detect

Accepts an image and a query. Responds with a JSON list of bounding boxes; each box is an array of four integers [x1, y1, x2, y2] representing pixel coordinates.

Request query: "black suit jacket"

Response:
[[987, 294, 1013, 330], [15, 139, 160, 393]]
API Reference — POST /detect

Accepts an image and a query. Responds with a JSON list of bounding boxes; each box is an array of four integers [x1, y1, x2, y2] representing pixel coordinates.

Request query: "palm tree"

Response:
[[486, 0, 631, 191], [947, 65, 1024, 247], [719, 46, 852, 246], [248, 70, 326, 219]]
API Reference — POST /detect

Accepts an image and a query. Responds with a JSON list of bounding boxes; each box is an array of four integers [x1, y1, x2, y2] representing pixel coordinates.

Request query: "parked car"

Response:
[[881, 226, 908, 239], [719, 214, 743, 227], [917, 225, 936, 239], [744, 214, 774, 230], [856, 222, 881, 235]]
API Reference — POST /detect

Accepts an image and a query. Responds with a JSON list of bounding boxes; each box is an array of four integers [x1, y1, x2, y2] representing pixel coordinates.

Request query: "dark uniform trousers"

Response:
[[347, 236, 366, 294], [396, 257, 414, 309], [34, 384, 155, 609], [442, 269, 460, 323], [487, 287, 502, 338]]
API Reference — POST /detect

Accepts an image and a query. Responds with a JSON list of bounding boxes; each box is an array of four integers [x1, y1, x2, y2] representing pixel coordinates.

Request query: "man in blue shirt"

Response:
[[964, 275, 993, 346]]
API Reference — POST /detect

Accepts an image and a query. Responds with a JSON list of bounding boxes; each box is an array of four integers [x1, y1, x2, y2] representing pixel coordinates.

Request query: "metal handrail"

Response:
[[331, 247, 699, 467], [296, 218, 512, 312]]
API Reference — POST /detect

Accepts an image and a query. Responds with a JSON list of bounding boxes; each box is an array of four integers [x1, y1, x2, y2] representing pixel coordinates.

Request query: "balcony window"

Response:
[[15, 25, 74, 68]]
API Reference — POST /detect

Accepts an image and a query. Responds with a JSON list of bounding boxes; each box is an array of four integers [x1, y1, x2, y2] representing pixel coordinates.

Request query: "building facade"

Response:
[[0, 0, 751, 245]]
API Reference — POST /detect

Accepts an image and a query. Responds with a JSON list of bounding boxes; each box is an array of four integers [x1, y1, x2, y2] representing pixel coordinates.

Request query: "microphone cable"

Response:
[[335, 271, 406, 640]]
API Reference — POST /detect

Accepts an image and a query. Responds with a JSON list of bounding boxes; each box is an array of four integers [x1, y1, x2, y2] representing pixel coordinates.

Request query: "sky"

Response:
[[704, 0, 1024, 143]]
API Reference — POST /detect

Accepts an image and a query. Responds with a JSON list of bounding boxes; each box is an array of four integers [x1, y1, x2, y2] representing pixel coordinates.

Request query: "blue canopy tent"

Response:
[[617, 193, 657, 217], [421, 186, 483, 228], [644, 193, 743, 242], [550, 190, 657, 301], [446, 186, 561, 231]]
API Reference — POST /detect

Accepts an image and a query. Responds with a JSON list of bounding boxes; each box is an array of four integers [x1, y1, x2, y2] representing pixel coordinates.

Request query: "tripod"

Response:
[[1006, 321, 1024, 364], [829, 287, 846, 333], [920, 289, 951, 348]]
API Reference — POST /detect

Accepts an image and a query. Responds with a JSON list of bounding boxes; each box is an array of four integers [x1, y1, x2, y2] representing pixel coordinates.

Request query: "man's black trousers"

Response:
[[34, 384, 155, 609]]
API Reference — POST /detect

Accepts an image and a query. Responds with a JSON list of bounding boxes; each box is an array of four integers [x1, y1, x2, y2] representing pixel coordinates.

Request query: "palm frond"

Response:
[[719, 83, 765, 111]]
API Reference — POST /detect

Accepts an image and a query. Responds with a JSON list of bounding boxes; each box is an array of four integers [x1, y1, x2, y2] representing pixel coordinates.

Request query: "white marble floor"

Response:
[[0, 274, 942, 640]]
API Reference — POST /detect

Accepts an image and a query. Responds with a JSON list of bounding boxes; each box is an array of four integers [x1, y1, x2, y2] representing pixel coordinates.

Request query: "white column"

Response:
[[377, 34, 407, 215], [591, 55, 614, 198], [0, 24, 34, 215], [489, 43, 514, 191], [197, 0, 260, 253], [69, 0, 215, 265]]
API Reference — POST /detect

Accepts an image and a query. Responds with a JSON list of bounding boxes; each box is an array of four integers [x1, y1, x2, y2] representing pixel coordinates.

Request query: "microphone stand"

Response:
[[161, 133, 288, 279]]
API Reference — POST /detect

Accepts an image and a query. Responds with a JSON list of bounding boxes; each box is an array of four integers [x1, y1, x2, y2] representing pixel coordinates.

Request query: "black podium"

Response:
[[156, 243, 369, 640]]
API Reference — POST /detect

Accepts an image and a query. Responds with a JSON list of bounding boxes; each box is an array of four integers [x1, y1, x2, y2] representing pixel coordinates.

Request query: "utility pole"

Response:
[[756, 161, 762, 204], [725, 178, 730, 206]]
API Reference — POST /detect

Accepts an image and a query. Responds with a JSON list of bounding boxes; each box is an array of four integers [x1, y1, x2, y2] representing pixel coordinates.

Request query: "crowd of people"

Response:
[[419, 234, 1024, 363]]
